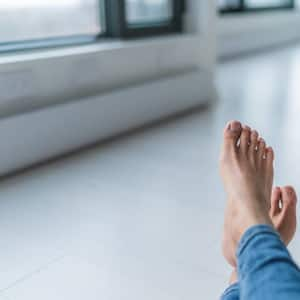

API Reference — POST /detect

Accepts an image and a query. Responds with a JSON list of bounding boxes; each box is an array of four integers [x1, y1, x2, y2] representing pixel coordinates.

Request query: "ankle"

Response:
[[235, 213, 273, 243]]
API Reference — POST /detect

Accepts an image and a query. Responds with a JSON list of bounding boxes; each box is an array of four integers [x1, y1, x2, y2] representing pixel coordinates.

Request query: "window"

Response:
[[219, 0, 294, 12], [0, 0, 184, 52], [126, 0, 173, 25], [106, 0, 185, 38], [0, 0, 104, 48]]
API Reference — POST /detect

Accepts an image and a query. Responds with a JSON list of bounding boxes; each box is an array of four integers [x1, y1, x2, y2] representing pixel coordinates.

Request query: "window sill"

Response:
[[0, 33, 204, 118], [0, 34, 195, 66], [218, 10, 300, 35], [219, 6, 294, 15], [217, 10, 300, 58]]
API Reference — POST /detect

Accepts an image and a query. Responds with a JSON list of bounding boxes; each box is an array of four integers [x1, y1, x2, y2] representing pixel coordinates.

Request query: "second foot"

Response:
[[224, 185, 298, 269], [228, 186, 298, 285]]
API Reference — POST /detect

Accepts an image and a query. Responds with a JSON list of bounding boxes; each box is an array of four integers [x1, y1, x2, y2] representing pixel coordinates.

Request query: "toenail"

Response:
[[266, 147, 273, 154], [230, 122, 241, 132], [259, 139, 265, 145], [251, 131, 258, 139]]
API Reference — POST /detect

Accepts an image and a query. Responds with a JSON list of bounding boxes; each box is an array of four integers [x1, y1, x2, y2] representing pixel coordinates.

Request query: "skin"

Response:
[[219, 121, 297, 284], [223, 185, 298, 270], [270, 186, 297, 246], [229, 185, 297, 284]]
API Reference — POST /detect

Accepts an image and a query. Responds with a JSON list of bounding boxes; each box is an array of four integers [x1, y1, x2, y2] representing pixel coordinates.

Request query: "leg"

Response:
[[220, 121, 273, 255], [220, 283, 239, 300], [228, 185, 298, 286], [220, 121, 300, 300]]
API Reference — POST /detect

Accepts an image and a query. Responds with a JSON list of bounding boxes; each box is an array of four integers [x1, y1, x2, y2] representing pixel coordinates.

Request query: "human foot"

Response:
[[223, 184, 298, 267], [220, 121, 274, 266], [270, 186, 297, 245], [228, 185, 298, 284]]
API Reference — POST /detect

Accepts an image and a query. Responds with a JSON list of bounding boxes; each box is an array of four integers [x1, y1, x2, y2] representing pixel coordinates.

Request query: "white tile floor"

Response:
[[2, 44, 300, 299]]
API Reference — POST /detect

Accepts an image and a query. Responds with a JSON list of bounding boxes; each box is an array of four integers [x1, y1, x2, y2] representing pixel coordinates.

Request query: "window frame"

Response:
[[0, 0, 185, 53], [0, 35, 102, 54], [219, 0, 295, 14], [105, 0, 185, 38]]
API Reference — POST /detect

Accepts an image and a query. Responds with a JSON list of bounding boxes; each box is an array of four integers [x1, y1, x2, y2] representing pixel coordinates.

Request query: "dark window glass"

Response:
[[218, 0, 241, 10]]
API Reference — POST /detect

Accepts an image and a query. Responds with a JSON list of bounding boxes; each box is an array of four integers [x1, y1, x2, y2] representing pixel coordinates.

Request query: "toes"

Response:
[[249, 130, 259, 151], [265, 147, 274, 169], [257, 138, 266, 162], [222, 121, 242, 152], [250, 130, 258, 146], [270, 186, 282, 217], [240, 126, 251, 154], [277, 186, 297, 245], [248, 130, 258, 160], [248, 131, 273, 170], [281, 186, 297, 207], [271, 186, 297, 220]]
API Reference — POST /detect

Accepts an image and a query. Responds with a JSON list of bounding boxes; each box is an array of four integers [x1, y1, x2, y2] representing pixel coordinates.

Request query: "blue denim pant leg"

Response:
[[237, 224, 300, 300], [220, 283, 239, 300]]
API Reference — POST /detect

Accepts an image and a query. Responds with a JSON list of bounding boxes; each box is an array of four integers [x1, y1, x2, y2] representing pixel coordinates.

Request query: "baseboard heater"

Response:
[[0, 69, 213, 176]]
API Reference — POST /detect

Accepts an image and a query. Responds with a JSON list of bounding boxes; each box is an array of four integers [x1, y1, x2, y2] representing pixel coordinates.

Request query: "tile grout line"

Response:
[[0, 254, 67, 295]]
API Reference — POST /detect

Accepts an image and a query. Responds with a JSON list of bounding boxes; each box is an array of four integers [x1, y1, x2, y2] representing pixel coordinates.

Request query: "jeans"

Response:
[[220, 225, 300, 300]]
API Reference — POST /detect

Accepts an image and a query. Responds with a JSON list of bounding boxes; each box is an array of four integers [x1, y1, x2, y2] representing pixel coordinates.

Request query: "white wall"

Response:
[[0, 35, 204, 117], [218, 10, 300, 58], [0, 71, 212, 175], [185, 1, 217, 69]]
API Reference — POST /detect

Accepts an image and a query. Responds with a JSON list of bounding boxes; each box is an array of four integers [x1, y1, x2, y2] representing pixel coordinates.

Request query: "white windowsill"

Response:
[[218, 10, 300, 36], [0, 33, 207, 118], [0, 34, 197, 65], [217, 10, 300, 58]]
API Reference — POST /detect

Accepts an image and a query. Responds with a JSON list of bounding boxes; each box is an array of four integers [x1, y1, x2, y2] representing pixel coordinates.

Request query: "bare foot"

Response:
[[220, 121, 273, 267], [223, 185, 298, 267], [270, 186, 297, 245], [228, 186, 298, 285]]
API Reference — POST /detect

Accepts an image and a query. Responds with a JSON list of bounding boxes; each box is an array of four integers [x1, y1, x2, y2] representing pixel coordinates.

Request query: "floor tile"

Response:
[[2, 255, 228, 300], [2, 44, 300, 299]]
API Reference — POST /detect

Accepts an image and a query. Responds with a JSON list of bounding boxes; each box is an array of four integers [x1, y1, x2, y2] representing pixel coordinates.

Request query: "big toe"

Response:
[[270, 186, 297, 219], [272, 186, 297, 245], [221, 121, 242, 155], [270, 186, 282, 216], [281, 186, 297, 208]]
